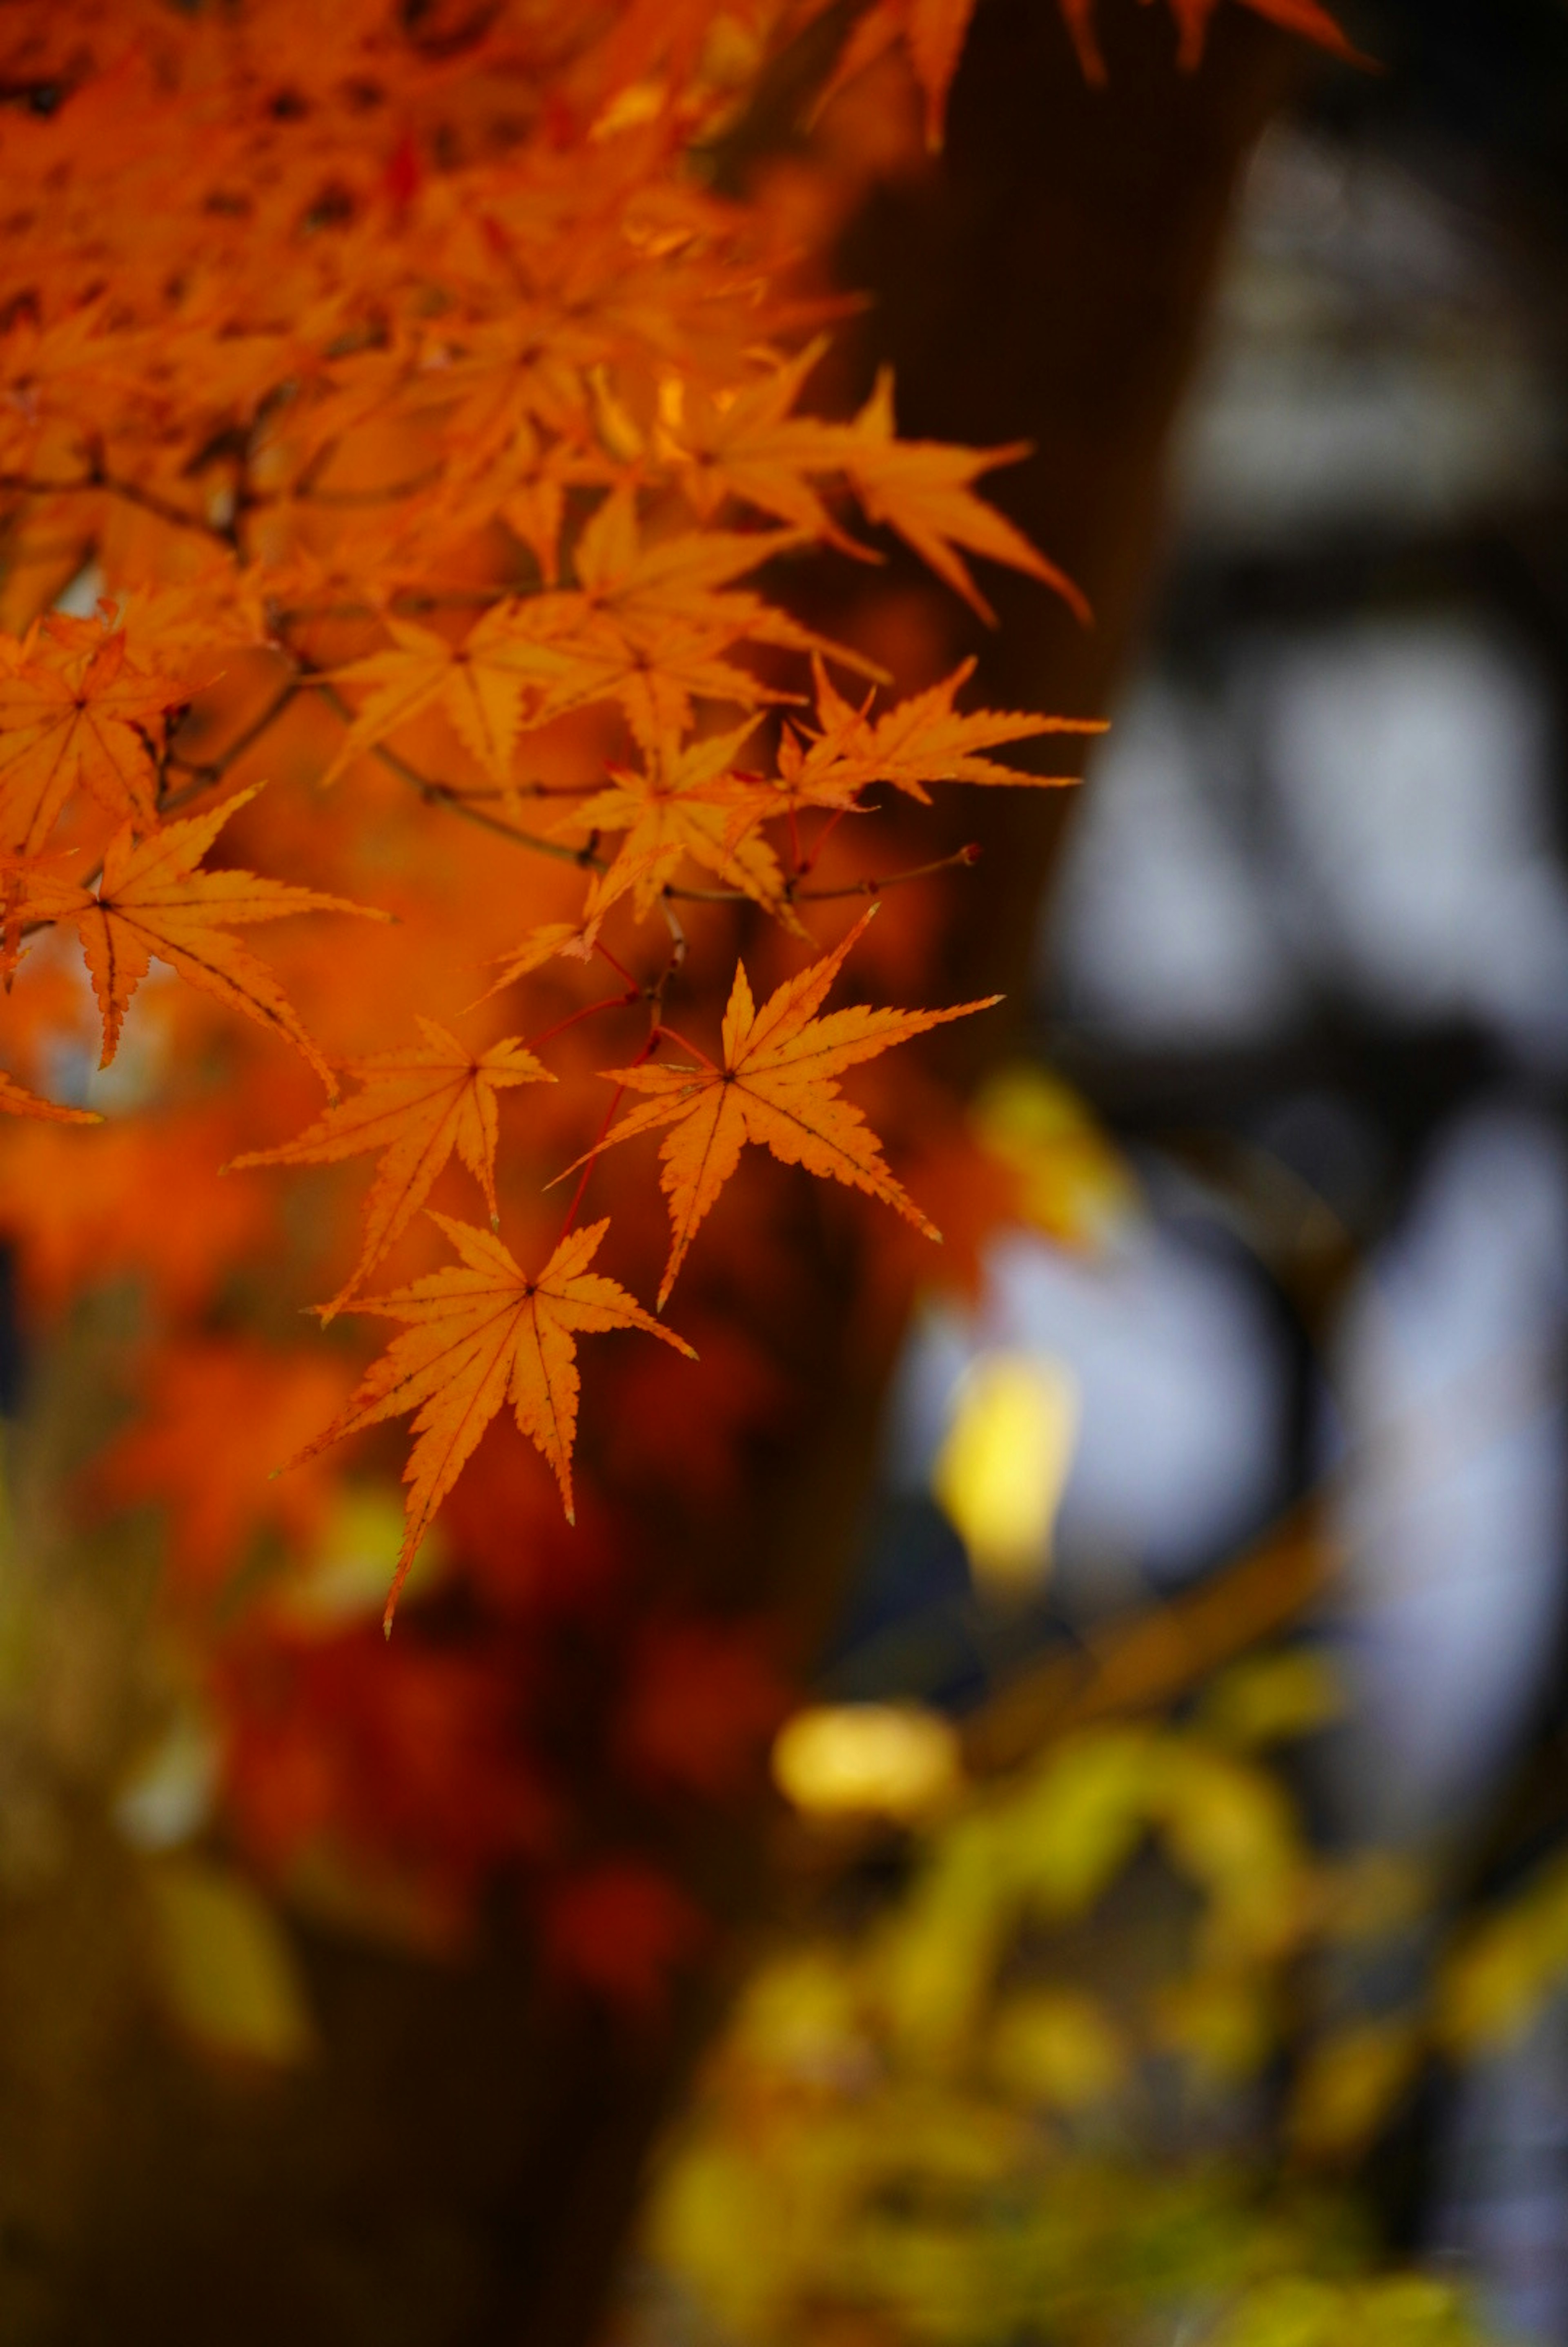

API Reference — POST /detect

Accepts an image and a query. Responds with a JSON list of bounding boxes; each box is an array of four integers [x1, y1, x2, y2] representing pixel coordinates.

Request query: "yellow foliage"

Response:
[[933, 1352, 1079, 1597], [143, 1854, 314, 2066], [773, 1702, 963, 1824], [879, 1814, 1016, 2070], [1289, 2017, 1424, 2160], [987, 1988, 1128, 2109], [1316, 1850, 1434, 1944], [969, 1064, 1137, 1248], [1437, 1852, 1568, 2054], [631, 1706, 1505, 2347], [1213, 2274, 1481, 2347], [1201, 1648, 1347, 1749], [1152, 1742, 1309, 1963], [1009, 1727, 1154, 1918], [1154, 1966, 1276, 2084]]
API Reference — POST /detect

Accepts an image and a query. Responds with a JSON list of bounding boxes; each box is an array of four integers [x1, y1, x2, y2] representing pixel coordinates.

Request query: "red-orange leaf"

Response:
[[721, 656, 1102, 845], [812, 0, 979, 152], [228, 1019, 554, 1317], [575, 904, 999, 1305], [0, 617, 189, 853], [18, 791, 382, 1089], [474, 919, 597, 1007], [323, 617, 540, 789], [564, 718, 797, 938], [0, 1069, 100, 1125], [291, 1215, 695, 1630], [818, 0, 1361, 139], [1060, 0, 1365, 80], [846, 372, 1090, 626]]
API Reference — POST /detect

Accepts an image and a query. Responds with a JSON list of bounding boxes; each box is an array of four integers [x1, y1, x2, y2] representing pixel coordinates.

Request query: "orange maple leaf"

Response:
[[812, 656, 1105, 798], [0, 1069, 100, 1125], [19, 791, 382, 1089], [668, 338, 874, 549], [573, 904, 999, 1306], [562, 717, 797, 938], [322, 616, 542, 789], [1062, 0, 1368, 83], [722, 656, 1102, 845], [811, 0, 981, 152], [474, 918, 598, 1005], [228, 1019, 554, 1318], [846, 372, 1090, 625], [463, 495, 863, 754], [814, 0, 1362, 145], [0, 616, 190, 852], [291, 1215, 695, 1630]]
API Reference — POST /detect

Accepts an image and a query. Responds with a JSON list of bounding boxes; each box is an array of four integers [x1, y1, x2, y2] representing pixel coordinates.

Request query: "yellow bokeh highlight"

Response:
[[772, 1702, 962, 1824], [933, 1351, 1079, 1595], [970, 1064, 1137, 1248]]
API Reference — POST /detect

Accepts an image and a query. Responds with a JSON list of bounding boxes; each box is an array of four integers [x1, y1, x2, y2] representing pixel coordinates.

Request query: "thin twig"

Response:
[[659, 842, 982, 906], [527, 989, 639, 1050], [302, 667, 605, 872], [0, 467, 234, 549], [162, 676, 302, 806], [791, 842, 982, 901], [556, 1028, 662, 1242]]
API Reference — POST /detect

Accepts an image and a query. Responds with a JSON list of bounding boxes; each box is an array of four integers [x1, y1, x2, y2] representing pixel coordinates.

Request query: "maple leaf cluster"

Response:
[[0, 0, 1350, 1967], [0, 0, 1113, 1615], [819, 0, 1363, 148]]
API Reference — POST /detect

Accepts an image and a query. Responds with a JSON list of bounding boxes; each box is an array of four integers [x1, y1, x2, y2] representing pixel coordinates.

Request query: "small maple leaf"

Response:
[[0, 1069, 100, 1125], [468, 494, 869, 754], [474, 918, 598, 1006], [667, 337, 871, 550], [571, 904, 1000, 1306], [817, 0, 1361, 142], [18, 790, 383, 1089], [322, 615, 542, 788], [811, 0, 979, 152], [228, 1018, 554, 1318], [563, 717, 797, 938], [291, 1215, 695, 1631], [845, 372, 1090, 626], [0, 615, 190, 852], [818, 656, 1105, 797], [722, 657, 1103, 846], [1062, 0, 1367, 82]]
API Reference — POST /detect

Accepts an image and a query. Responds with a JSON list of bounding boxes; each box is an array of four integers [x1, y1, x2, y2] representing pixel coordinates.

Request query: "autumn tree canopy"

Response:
[[0, 2, 1383, 2342], [0, 0, 1354, 1635]]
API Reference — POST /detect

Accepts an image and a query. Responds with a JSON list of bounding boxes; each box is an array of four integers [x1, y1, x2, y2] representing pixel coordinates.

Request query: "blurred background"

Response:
[[7, 5, 1568, 2343], [616, 6, 1568, 2342]]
